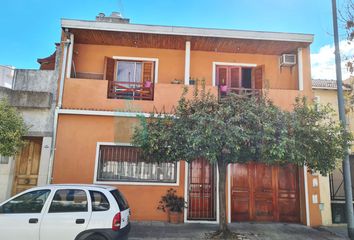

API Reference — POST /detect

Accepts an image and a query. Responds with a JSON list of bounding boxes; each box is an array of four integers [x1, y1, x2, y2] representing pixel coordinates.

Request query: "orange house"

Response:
[[51, 13, 324, 226]]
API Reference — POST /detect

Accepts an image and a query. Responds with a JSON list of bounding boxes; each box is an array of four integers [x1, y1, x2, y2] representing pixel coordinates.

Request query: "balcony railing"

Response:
[[108, 81, 154, 101], [219, 87, 260, 100]]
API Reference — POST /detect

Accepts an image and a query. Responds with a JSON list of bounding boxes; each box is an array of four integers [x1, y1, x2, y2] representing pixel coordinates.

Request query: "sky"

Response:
[[0, 0, 353, 79]]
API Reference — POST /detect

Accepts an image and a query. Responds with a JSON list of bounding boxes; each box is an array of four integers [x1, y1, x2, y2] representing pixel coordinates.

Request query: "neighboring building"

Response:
[[0, 46, 60, 201], [51, 12, 324, 225], [312, 79, 354, 225]]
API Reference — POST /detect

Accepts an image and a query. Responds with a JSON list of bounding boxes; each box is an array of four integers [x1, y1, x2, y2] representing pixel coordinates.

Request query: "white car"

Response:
[[0, 184, 131, 240]]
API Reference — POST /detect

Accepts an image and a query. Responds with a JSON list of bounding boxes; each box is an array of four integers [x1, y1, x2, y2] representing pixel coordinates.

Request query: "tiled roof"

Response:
[[312, 79, 351, 90]]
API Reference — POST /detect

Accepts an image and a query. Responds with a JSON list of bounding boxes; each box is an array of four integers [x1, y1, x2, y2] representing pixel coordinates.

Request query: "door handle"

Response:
[[29, 218, 38, 224], [76, 219, 85, 224]]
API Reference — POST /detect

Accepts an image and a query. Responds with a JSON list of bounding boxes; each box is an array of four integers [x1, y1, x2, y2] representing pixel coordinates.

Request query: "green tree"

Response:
[[0, 99, 27, 156], [133, 86, 350, 237]]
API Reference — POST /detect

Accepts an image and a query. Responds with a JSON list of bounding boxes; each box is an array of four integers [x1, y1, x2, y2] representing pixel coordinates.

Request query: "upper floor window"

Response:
[[215, 64, 263, 99], [96, 145, 177, 184], [105, 57, 157, 101]]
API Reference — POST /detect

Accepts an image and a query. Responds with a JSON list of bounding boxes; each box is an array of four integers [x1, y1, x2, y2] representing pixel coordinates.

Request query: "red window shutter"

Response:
[[216, 66, 227, 86], [230, 67, 240, 88], [104, 57, 115, 81]]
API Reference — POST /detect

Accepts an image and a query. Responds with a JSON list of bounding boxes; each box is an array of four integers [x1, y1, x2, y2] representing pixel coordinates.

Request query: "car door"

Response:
[[40, 188, 91, 240], [0, 189, 51, 240]]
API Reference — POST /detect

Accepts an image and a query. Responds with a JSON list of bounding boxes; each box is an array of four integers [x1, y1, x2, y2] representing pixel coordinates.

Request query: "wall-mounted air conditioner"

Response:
[[280, 54, 296, 67]]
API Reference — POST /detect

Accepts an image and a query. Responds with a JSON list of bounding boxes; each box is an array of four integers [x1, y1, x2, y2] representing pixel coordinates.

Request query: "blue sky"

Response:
[[0, 0, 351, 78]]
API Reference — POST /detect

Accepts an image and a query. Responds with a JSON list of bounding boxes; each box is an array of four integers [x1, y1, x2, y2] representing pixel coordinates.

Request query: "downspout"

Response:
[[47, 35, 71, 184], [304, 166, 311, 226]]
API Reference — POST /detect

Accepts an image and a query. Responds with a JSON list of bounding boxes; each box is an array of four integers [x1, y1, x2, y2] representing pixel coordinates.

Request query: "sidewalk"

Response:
[[128, 221, 347, 239], [318, 224, 349, 239]]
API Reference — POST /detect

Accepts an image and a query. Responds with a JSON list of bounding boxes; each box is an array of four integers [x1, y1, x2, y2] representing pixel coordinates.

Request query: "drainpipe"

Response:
[[47, 36, 71, 184], [304, 166, 310, 226]]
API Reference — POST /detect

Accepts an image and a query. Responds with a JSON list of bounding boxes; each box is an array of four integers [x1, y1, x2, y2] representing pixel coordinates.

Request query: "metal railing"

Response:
[[218, 87, 260, 100], [108, 81, 154, 100]]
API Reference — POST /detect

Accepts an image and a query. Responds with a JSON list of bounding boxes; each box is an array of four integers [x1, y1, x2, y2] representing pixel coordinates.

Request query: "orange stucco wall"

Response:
[[73, 44, 307, 90], [53, 115, 186, 221]]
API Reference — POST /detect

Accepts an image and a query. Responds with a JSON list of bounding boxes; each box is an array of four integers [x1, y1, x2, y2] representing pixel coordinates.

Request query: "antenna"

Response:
[[117, 0, 125, 16]]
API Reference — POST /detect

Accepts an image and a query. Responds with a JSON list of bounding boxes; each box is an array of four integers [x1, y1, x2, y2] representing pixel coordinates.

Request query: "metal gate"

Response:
[[187, 158, 217, 221]]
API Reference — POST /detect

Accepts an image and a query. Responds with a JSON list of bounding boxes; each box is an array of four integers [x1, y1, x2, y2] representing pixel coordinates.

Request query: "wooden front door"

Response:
[[231, 163, 299, 222], [188, 159, 216, 220], [12, 137, 42, 195]]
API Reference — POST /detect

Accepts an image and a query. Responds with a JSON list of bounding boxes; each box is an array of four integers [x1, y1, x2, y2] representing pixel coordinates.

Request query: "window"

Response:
[[0, 190, 50, 214], [0, 156, 9, 164], [105, 57, 156, 100], [49, 189, 88, 213], [110, 189, 129, 211], [96, 145, 177, 183], [90, 191, 110, 211]]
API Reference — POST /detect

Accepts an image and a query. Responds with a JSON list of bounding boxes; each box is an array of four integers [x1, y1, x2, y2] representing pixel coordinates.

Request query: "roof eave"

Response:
[[61, 19, 314, 44]]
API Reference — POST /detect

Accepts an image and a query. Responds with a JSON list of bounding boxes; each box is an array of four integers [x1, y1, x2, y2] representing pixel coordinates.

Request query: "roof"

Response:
[[312, 79, 351, 90], [61, 19, 314, 44]]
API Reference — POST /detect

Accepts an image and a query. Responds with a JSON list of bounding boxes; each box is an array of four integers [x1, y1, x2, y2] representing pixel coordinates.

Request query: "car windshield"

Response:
[[110, 189, 129, 211]]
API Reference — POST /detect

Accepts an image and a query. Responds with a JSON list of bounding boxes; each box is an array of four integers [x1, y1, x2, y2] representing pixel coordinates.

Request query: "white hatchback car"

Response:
[[0, 184, 131, 240]]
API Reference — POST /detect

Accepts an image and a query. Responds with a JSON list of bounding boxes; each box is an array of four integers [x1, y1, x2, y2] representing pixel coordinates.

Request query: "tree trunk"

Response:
[[217, 160, 229, 233]]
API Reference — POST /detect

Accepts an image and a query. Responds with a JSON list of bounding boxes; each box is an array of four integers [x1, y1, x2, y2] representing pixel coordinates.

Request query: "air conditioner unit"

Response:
[[280, 54, 296, 66]]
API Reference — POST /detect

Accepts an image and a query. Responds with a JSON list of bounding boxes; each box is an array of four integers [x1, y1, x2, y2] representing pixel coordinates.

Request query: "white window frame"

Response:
[[112, 56, 159, 84], [93, 142, 180, 186]]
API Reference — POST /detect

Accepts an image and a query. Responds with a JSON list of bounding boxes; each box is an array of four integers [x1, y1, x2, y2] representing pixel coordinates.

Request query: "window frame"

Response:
[[93, 142, 180, 186], [112, 56, 159, 84], [48, 189, 89, 214]]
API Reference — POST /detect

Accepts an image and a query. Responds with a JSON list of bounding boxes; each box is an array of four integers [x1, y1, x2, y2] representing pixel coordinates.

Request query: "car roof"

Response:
[[29, 184, 117, 191]]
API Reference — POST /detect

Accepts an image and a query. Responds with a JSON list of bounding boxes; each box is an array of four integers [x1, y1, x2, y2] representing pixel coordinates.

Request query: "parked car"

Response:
[[0, 184, 131, 240]]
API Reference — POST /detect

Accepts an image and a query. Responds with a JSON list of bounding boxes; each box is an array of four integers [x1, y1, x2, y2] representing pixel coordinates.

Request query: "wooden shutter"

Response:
[[253, 65, 264, 89], [142, 61, 154, 82], [216, 66, 227, 86], [104, 57, 115, 81], [230, 67, 240, 88]]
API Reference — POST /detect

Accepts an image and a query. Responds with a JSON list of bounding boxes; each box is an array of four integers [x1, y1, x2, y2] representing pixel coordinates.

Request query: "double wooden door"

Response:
[[12, 137, 42, 195], [187, 159, 216, 220], [230, 163, 299, 222]]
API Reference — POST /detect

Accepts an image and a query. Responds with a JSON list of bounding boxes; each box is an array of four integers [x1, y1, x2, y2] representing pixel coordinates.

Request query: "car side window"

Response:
[[49, 189, 88, 213], [0, 190, 50, 214], [89, 191, 110, 211]]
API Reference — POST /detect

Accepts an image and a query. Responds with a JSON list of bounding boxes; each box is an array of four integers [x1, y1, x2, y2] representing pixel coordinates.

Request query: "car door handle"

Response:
[[29, 218, 38, 224], [76, 219, 85, 224]]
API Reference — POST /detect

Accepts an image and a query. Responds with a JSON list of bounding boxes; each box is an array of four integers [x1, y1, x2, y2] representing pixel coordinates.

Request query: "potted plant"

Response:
[[157, 188, 186, 224], [220, 78, 228, 93]]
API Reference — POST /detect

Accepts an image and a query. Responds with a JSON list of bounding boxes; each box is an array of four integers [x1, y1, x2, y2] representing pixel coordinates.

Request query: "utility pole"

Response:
[[332, 0, 354, 238]]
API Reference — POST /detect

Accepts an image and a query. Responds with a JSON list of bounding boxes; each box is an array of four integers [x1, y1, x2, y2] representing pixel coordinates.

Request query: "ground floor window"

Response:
[[96, 145, 177, 183]]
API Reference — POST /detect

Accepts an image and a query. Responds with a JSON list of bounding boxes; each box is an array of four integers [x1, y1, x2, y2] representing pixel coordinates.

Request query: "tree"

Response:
[[132, 86, 350, 237], [0, 99, 27, 156]]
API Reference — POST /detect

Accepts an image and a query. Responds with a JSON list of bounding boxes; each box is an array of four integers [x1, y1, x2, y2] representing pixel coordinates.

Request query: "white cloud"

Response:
[[311, 40, 354, 80]]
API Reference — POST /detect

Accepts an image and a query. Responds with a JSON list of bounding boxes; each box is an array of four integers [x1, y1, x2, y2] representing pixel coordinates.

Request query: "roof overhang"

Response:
[[61, 19, 314, 55]]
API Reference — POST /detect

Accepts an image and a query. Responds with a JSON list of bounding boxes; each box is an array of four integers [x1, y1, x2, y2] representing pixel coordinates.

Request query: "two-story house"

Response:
[[50, 12, 324, 226]]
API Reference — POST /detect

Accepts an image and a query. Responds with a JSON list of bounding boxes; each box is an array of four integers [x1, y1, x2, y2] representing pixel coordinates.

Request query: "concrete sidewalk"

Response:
[[128, 221, 347, 239]]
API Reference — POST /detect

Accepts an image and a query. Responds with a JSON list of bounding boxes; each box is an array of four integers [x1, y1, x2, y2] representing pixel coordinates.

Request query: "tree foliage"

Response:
[[0, 99, 27, 156], [132, 86, 351, 234]]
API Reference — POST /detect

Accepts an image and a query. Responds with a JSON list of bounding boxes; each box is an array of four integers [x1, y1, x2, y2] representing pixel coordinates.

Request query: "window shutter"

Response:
[[254, 65, 264, 89], [104, 57, 115, 81], [142, 61, 154, 82], [216, 66, 227, 86], [230, 67, 240, 88]]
